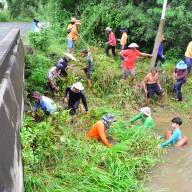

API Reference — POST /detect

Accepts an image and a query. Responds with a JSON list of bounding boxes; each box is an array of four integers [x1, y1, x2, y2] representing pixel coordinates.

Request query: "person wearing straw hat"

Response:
[[105, 27, 117, 57], [120, 43, 152, 81], [81, 49, 95, 88], [32, 91, 57, 116], [120, 28, 128, 50], [87, 114, 116, 147], [64, 82, 88, 117], [155, 35, 166, 67], [143, 67, 163, 105], [67, 17, 79, 53], [172, 61, 188, 101], [185, 41, 192, 73], [127, 107, 154, 128], [56, 53, 76, 76]]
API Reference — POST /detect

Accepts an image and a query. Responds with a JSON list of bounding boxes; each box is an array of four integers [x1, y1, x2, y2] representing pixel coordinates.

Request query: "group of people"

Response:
[[31, 17, 191, 149]]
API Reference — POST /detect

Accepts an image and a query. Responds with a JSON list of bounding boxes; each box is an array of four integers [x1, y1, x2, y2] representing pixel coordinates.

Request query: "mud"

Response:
[[146, 110, 192, 192]]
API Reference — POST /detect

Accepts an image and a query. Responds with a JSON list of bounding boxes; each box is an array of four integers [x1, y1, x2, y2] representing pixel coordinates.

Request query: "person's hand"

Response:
[[31, 112, 36, 117], [144, 89, 148, 96], [64, 98, 68, 104]]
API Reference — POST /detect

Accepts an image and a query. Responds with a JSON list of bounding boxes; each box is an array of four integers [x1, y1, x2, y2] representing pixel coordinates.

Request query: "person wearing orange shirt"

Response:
[[120, 43, 152, 81], [67, 18, 80, 53], [120, 28, 128, 50], [185, 41, 192, 73], [87, 114, 116, 147], [143, 67, 163, 105]]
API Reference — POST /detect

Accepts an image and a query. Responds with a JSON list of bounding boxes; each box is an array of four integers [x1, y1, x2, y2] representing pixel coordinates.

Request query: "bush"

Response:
[[28, 30, 50, 52]]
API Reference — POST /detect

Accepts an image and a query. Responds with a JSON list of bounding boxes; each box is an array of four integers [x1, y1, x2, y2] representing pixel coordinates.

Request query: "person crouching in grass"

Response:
[[143, 67, 163, 105]]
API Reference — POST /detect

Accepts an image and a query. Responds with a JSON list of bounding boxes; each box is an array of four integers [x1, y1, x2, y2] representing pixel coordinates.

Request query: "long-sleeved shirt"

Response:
[[158, 42, 163, 56], [85, 53, 95, 71], [108, 31, 117, 46], [34, 96, 57, 114], [128, 112, 154, 128], [160, 128, 182, 148], [174, 69, 188, 81], [87, 120, 112, 147], [64, 86, 88, 111]]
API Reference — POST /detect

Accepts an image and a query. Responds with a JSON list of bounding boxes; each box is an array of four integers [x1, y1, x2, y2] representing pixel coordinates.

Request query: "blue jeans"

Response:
[[155, 54, 165, 67], [185, 57, 192, 73], [173, 79, 185, 101]]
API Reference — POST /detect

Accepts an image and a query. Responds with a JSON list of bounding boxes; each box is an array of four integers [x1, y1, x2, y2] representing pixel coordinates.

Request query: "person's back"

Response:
[[144, 116, 154, 128], [87, 120, 104, 139], [40, 96, 57, 114], [121, 49, 140, 69]]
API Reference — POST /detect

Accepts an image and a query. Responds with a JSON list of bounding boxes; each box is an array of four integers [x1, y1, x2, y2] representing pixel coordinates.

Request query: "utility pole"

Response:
[[150, 0, 168, 69]]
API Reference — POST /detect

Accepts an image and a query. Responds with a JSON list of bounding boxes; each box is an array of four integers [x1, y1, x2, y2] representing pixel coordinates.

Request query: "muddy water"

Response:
[[146, 111, 192, 192]]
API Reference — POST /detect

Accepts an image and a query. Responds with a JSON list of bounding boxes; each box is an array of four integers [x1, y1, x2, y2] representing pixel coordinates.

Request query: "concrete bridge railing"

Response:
[[0, 29, 24, 192]]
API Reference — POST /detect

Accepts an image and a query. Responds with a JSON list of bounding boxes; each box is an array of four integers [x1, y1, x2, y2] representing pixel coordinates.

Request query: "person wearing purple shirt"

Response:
[[155, 35, 165, 67], [172, 61, 188, 101]]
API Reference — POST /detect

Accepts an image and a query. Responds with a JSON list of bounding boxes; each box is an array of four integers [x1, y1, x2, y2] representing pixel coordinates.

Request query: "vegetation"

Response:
[[5, 0, 190, 191]]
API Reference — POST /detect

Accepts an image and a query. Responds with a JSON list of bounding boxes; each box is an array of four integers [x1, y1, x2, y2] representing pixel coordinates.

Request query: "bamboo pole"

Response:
[[150, 0, 168, 69]]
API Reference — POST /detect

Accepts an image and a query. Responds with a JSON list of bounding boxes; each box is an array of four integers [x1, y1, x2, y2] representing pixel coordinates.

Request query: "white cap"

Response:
[[128, 43, 139, 48], [140, 107, 151, 116], [72, 82, 84, 91], [64, 53, 77, 61]]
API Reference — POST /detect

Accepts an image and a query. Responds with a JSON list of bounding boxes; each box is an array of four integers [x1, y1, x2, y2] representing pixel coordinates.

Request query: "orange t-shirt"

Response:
[[121, 49, 141, 69], [67, 24, 78, 41], [87, 121, 112, 147]]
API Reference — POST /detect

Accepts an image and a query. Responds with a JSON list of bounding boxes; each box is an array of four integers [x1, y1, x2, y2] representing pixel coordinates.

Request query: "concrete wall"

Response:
[[0, 29, 24, 192]]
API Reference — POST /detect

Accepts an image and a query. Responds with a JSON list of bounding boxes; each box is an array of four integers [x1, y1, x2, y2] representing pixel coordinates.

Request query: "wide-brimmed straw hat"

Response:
[[64, 53, 77, 61], [70, 17, 76, 22], [176, 61, 187, 70], [140, 107, 151, 116], [128, 43, 139, 48], [72, 82, 84, 91], [102, 114, 116, 123], [105, 27, 112, 31]]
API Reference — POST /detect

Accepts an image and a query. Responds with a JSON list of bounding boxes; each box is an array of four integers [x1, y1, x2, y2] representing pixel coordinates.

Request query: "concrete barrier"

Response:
[[0, 29, 24, 192]]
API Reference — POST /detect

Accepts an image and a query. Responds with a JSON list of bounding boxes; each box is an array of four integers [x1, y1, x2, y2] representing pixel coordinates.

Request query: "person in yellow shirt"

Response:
[[67, 18, 80, 53], [120, 28, 128, 50], [185, 41, 192, 73]]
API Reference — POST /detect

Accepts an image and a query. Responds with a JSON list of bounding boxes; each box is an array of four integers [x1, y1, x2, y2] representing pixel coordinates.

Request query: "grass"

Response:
[[22, 27, 192, 191]]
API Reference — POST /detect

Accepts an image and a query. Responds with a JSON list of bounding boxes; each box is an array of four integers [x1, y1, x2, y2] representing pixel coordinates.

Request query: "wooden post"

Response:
[[150, 0, 168, 69]]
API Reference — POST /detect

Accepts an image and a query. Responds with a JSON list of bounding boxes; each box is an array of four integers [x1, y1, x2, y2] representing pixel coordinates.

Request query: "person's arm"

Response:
[[64, 87, 70, 98], [98, 124, 112, 147], [81, 93, 88, 111], [33, 101, 39, 112], [160, 131, 177, 148], [128, 113, 142, 124], [143, 75, 149, 95], [140, 52, 152, 57]]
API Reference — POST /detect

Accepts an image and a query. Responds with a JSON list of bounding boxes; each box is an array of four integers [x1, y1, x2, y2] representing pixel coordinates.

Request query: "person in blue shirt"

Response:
[[155, 35, 165, 67], [32, 91, 57, 116], [159, 117, 182, 148]]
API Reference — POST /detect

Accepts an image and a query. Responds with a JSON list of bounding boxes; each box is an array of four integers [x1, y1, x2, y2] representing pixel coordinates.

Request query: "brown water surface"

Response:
[[146, 111, 192, 192]]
